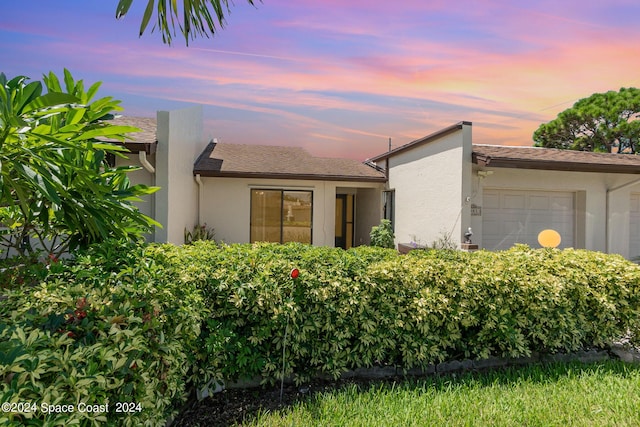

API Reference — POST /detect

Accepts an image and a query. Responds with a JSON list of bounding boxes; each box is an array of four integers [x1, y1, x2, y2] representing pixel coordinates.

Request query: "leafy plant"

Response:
[[151, 242, 640, 385], [370, 219, 395, 249], [0, 69, 160, 258], [115, 0, 259, 46], [3, 240, 640, 425], [0, 240, 204, 426], [0, 255, 50, 290], [184, 223, 216, 244], [429, 230, 457, 249]]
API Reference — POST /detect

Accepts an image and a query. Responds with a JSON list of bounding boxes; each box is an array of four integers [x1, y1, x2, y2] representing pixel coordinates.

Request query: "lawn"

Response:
[[201, 361, 640, 427]]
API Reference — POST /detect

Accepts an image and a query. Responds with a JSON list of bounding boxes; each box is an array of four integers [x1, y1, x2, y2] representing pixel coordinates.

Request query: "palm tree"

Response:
[[116, 0, 258, 46]]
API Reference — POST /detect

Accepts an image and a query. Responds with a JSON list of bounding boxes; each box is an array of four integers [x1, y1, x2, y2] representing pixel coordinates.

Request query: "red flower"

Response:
[[74, 310, 87, 320], [290, 268, 300, 279], [67, 331, 76, 338], [47, 253, 59, 263]]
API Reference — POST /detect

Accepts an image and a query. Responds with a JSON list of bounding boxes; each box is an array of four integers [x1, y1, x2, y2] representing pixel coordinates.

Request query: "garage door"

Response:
[[630, 194, 640, 259], [482, 189, 575, 250]]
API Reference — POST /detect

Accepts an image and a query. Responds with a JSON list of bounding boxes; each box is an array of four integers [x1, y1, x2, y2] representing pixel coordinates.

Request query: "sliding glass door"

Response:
[[250, 189, 312, 244]]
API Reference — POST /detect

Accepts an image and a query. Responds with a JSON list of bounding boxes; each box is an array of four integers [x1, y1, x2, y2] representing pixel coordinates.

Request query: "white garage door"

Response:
[[483, 189, 575, 250], [630, 194, 640, 259]]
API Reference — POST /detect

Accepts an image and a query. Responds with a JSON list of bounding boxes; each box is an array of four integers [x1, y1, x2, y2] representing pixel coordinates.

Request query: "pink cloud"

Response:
[[7, 0, 640, 159]]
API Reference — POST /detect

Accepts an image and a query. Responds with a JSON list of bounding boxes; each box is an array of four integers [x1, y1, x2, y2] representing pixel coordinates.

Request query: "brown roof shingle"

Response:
[[473, 145, 640, 174], [194, 142, 387, 182], [100, 116, 157, 154]]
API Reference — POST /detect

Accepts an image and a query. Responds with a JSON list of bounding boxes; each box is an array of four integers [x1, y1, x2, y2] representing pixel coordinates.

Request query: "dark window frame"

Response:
[[250, 189, 314, 244], [383, 189, 395, 231]]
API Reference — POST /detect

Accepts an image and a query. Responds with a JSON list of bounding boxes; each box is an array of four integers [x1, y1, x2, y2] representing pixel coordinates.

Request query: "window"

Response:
[[250, 190, 312, 244], [383, 190, 395, 230]]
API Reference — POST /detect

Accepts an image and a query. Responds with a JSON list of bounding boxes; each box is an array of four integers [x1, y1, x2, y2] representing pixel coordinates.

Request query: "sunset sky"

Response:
[[2, 1, 640, 159]]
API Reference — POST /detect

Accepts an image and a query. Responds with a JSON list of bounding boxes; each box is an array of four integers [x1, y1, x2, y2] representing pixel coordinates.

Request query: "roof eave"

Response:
[[104, 140, 157, 155], [472, 155, 640, 174], [193, 170, 387, 183], [122, 141, 157, 155], [368, 121, 471, 162]]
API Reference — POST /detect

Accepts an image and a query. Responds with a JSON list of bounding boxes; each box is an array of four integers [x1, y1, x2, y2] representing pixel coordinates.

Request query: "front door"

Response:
[[335, 194, 354, 249]]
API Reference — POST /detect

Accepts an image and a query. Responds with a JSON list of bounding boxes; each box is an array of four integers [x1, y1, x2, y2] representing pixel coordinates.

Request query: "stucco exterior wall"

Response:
[[116, 153, 156, 241], [155, 106, 204, 245], [355, 188, 383, 246], [473, 166, 640, 258], [199, 177, 383, 246], [387, 124, 472, 248]]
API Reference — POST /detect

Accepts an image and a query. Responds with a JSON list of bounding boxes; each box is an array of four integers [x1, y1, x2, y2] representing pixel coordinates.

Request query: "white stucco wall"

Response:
[[386, 124, 472, 248], [116, 154, 156, 241], [199, 177, 383, 246], [355, 188, 383, 246], [473, 166, 640, 258], [155, 106, 204, 244]]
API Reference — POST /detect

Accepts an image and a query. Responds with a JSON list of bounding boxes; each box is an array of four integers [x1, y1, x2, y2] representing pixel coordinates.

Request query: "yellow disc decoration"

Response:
[[538, 229, 561, 248]]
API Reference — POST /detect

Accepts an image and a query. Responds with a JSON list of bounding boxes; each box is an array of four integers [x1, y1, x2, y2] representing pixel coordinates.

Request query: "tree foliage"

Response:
[[533, 87, 640, 154], [0, 69, 159, 258], [115, 0, 258, 46]]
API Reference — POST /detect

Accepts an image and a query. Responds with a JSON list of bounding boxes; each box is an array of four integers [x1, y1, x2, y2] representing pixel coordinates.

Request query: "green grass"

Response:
[[242, 361, 640, 427]]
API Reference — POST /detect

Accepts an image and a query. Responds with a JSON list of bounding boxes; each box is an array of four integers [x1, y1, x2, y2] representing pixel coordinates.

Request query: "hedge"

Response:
[[2, 241, 640, 426], [159, 242, 640, 384], [0, 241, 204, 426]]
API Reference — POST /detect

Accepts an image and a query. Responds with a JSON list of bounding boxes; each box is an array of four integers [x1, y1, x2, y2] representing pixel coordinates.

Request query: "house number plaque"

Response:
[[471, 204, 481, 216]]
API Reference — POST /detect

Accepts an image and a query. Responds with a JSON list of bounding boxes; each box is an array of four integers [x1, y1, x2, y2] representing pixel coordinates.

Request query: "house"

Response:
[[115, 106, 640, 259], [192, 140, 385, 248], [111, 106, 386, 248], [368, 121, 640, 259]]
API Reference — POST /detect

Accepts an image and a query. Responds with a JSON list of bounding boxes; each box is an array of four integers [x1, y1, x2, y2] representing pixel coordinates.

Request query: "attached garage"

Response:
[[482, 189, 575, 250], [630, 194, 640, 259], [370, 122, 640, 258]]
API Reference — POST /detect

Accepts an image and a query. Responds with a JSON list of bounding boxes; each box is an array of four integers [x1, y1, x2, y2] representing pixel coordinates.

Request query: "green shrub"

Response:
[[392, 246, 640, 360], [3, 240, 640, 424], [0, 255, 50, 291], [370, 219, 395, 249], [0, 240, 203, 426], [184, 223, 216, 245], [154, 242, 640, 385]]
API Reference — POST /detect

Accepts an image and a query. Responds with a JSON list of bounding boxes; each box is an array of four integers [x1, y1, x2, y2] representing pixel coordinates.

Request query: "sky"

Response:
[[2, 1, 640, 160]]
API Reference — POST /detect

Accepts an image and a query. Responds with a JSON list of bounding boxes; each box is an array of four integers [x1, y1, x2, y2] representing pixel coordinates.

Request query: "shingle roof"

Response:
[[194, 142, 387, 182], [101, 115, 157, 154], [473, 144, 640, 174]]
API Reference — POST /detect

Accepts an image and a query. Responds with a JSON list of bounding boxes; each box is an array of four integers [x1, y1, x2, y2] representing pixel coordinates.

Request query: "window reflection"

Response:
[[251, 190, 312, 244]]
